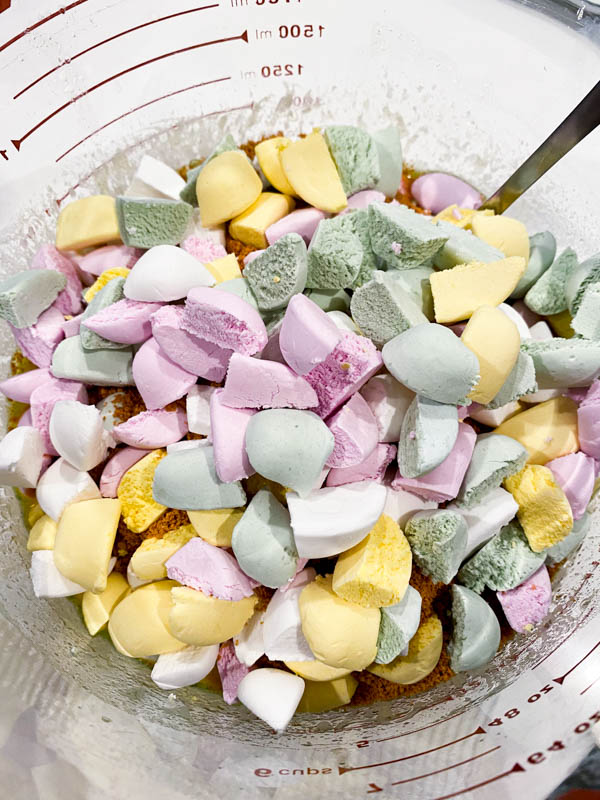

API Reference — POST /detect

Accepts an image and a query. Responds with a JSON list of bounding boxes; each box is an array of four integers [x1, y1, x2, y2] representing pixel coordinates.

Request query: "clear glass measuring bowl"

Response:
[[1, 0, 600, 797]]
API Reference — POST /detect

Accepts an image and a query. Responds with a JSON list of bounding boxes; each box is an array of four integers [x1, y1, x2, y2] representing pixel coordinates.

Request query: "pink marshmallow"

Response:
[[84, 298, 163, 345], [113, 408, 188, 449], [279, 559, 311, 592], [326, 393, 378, 467], [99, 447, 147, 498], [0, 369, 52, 403], [546, 452, 595, 520], [62, 314, 84, 338], [243, 250, 264, 266], [132, 337, 196, 410], [566, 386, 589, 405], [392, 422, 477, 502], [279, 294, 342, 376], [496, 565, 552, 633], [512, 301, 542, 328], [457, 404, 470, 421], [209, 389, 255, 482], [338, 190, 386, 215], [31, 245, 83, 316], [260, 320, 285, 364], [449, 323, 467, 337], [151, 305, 231, 380], [217, 642, 250, 705], [577, 384, 600, 459], [10, 306, 65, 368], [183, 287, 268, 357], [30, 378, 88, 455], [166, 538, 258, 601], [73, 245, 142, 278], [304, 331, 383, 418], [266, 207, 327, 245], [327, 443, 397, 487], [221, 353, 318, 410], [410, 173, 482, 214], [181, 236, 227, 262], [18, 409, 32, 427]]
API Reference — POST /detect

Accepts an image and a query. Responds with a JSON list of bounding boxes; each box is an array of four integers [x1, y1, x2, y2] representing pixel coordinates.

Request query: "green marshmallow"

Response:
[[456, 433, 527, 508], [51, 335, 134, 386], [448, 585, 501, 672], [368, 203, 448, 270], [0, 269, 66, 329], [350, 270, 428, 347], [179, 134, 239, 206], [524, 247, 578, 315], [231, 490, 298, 588], [243, 233, 308, 311], [152, 446, 246, 510], [510, 231, 556, 299], [374, 586, 421, 664], [245, 409, 334, 498], [323, 125, 381, 196], [398, 395, 458, 479], [544, 513, 590, 565], [306, 218, 363, 289], [565, 252, 600, 314], [521, 337, 600, 388], [335, 210, 379, 289], [116, 197, 192, 247], [217, 277, 260, 310], [457, 522, 545, 594], [80, 277, 127, 351], [384, 266, 434, 320], [433, 221, 504, 270], [305, 288, 351, 313], [485, 352, 537, 409], [572, 283, 600, 339], [405, 510, 468, 584], [372, 127, 403, 198]]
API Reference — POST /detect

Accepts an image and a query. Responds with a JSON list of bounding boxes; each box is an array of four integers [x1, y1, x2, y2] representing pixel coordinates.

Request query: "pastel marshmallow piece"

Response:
[[398, 395, 459, 479], [368, 614, 443, 684], [117, 449, 167, 532], [496, 565, 551, 634], [449, 487, 519, 558], [151, 644, 219, 690], [546, 452, 595, 520], [327, 310, 359, 333], [288, 481, 387, 558], [234, 609, 266, 666], [185, 385, 213, 438], [279, 293, 342, 375], [195, 150, 262, 226], [326, 442, 397, 487], [448, 585, 501, 672], [31, 245, 83, 316], [127, 560, 153, 589], [115, 196, 192, 248], [237, 668, 305, 732], [183, 287, 267, 356], [497, 303, 531, 340], [49, 400, 109, 471], [461, 305, 520, 404], [221, 352, 317, 409], [27, 514, 58, 551], [433, 221, 504, 271], [217, 642, 250, 704], [374, 586, 422, 664], [280, 132, 347, 213], [370, 126, 403, 197], [494, 397, 579, 465], [383, 487, 438, 528], [367, 202, 448, 269], [132, 337, 196, 410], [0, 368, 52, 403], [456, 432, 527, 507], [81, 572, 130, 635], [9, 306, 65, 368], [0, 426, 44, 488], [323, 125, 380, 196], [285, 659, 352, 683], [520, 337, 600, 389], [306, 216, 363, 290], [36, 457, 101, 521], [326, 393, 378, 468], [467, 400, 522, 428], [482, 351, 538, 410], [73, 244, 142, 279], [166, 537, 257, 601], [182, 236, 227, 265], [113, 408, 188, 449], [187, 507, 244, 547], [30, 550, 86, 598], [405, 509, 467, 584], [55, 195, 120, 251], [83, 268, 130, 304], [263, 579, 315, 661], [130, 525, 196, 581], [244, 233, 308, 312], [100, 447, 147, 498], [255, 137, 297, 195], [360, 373, 414, 443], [168, 586, 257, 646], [0, 270, 66, 329], [203, 254, 241, 284], [124, 154, 186, 201], [266, 207, 327, 245], [410, 172, 481, 213], [229, 192, 296, 249], [545, 513, 590, 565], [83, 298, 162, 345], [210, 389, 255, 482], [470, 214, 530, 262], [124, 245, 215, 302], [30, 377, 87, 454], [524, 248, 578, 315], [511, 232, 556, 299]]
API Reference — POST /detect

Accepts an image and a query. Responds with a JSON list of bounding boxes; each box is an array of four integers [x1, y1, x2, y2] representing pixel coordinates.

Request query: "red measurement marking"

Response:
[[376, 707, 468, 744], [531, 606, 594, 670], [12, 32, 247, 152], [581, 675, 600, 696], [554, 639, 600, 685], [0, 1, 11, 13], [14, 4, 220, 99], [390, 745, 501, 786], [0, 0, 89, 53], [429, 762, 525, 799], [339, 726, 486, 775]]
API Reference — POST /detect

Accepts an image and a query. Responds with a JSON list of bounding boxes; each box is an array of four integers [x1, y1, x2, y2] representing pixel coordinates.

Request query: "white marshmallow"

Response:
[[151, 644, 219, 689], [521, 388, 563, 405], [237, 668, 305, 732], [186, 385, 215, 436], [449, 487, 518, 558], [181, 208, 226, 248], [360, 373, 414, 443], [96, 392, 122, 431], [49, 401, 110, 472], [124, 245, 215, 302], [263, 581, 314, 662], [383, 487, 438, 528], [36, 457, 101, 521], [30, 550, 85, 597], [233, 609, 266, 667], [127, 560, 154, 588], [0, 426, 44, 488], [124, 155, 186, 201], [289, 482, 387, 558], [468, 401, 521, 428], [498, 303, 531, 340], [327, 310, 360, 333], [166, 439, 209, 455], [529, 321, 554, 341]]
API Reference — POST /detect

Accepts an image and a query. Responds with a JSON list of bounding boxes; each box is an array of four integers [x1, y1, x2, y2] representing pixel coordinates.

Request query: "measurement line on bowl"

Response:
[[338, 726, 486, 774], [390, 745, 502, 786], [0, 0, 90, 53], [429, 761, 526, 800], [580, 674, 600, 696], [553, 639, 600, 685], [11, 30, 248, 152], [375, 707, 471, 743], [531, 603, 595, 670], [13, 4, 221, 99]]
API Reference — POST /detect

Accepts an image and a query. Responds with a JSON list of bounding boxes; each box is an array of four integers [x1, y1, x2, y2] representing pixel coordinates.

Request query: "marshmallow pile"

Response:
[[1, 125, 599, 732]]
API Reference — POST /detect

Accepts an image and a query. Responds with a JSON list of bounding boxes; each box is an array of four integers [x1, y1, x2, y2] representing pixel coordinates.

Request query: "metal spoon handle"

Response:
[[481, 78, 600, 214]]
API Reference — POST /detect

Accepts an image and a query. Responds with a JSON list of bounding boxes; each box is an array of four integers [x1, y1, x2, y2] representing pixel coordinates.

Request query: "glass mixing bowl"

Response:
[[1, 0, 600, 796]]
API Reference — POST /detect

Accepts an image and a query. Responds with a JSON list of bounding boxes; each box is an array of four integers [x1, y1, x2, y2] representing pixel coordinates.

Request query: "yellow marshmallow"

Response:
[[297, 675, 358, 713], [280, 132, 347, 213], [117, 449, 167, 533], [332, 515, 412, 608], [26, 514, 57, 551], [53, 498, 121, 593], [368, 615, 443, 684], [461, 305, 520, 404], [187, 508, 245, 547], [284, 660, 352, 682], [433, 205, 493, 230], [504, 465, 573, 552], [255, 137, 297, 196], [299, 575, 380, 670], [168, 586, 257, 646], [470, 214, 530, 262], [547, 309, 574, 339], [83, 268, 130, 303], [108, 580, 185, 657], [494, 397, 579, 465], [129, 524, 197, 581], [27, 502, 45, 527], [244, 473, 289, 505], [229, 192, 296, 249], [430, 257, 526, 323], [56, 195, 121, 251], [204, 254, 242, 284], [82, 572, 130, 635], [196, 150, 262, 227]]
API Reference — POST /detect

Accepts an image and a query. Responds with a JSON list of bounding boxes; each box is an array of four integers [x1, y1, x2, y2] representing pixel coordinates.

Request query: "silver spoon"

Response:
[[480, 78, 600, 213]]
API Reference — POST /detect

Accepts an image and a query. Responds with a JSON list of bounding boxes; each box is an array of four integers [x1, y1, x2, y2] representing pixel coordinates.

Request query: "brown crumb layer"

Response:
[[112, 508, 190, 574]]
